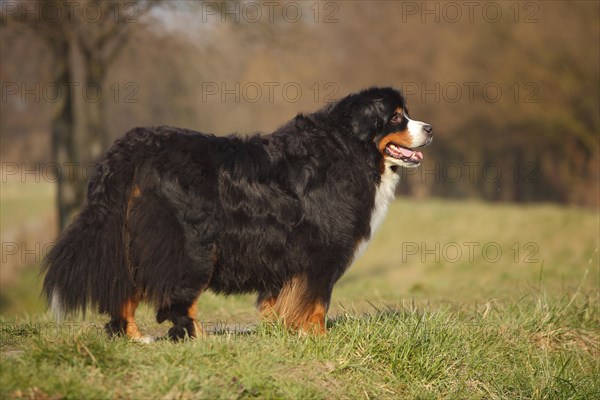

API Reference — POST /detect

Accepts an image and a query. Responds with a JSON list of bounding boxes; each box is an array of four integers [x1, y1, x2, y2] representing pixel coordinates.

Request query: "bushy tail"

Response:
[[43, 156, 135, 319]]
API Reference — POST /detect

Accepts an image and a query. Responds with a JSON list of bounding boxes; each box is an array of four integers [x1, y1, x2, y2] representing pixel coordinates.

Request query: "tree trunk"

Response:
[[51, 37, 79, 232], [79, 49, 109, 166]]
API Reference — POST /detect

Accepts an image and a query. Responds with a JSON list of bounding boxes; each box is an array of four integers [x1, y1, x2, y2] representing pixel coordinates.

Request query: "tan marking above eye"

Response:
[[389, 107, 404, 124]]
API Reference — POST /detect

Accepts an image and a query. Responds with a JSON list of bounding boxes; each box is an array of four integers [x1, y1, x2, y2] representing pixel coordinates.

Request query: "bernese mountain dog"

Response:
[[43, 87, 433, 341]]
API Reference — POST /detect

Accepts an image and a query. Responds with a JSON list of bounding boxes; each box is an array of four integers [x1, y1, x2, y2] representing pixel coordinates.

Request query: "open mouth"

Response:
[[384, 143, 424, 164]]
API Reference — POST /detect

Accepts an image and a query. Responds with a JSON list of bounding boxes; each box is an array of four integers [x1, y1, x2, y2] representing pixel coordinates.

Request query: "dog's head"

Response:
[[332, 87, 433, 168]]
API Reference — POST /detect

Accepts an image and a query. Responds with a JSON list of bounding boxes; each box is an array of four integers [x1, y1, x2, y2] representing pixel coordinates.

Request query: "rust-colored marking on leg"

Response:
[[273, 275, 309, 326], [124, 184, 142, 281], [267, 275, 328, 335], [258, 296, 278, 320], [301, 301, 327, 335], [120, 297, 145, 341], [131, 184, 142, 199], [126, 184, 142, 219], [187, 298, 204, 338]]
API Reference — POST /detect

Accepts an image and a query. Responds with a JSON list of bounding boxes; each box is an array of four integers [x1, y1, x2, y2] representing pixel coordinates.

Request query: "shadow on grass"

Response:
[[148, 309, 419, 339]]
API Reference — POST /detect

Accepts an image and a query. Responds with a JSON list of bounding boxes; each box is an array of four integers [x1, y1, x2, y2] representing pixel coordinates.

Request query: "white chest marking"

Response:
[[352, 166, 400, 264]]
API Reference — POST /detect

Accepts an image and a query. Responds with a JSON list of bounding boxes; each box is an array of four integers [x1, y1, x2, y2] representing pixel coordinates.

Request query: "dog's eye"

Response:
[[390, 114, 402, 124]]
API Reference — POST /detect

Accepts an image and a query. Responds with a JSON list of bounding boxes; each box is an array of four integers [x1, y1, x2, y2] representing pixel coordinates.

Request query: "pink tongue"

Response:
[[397, 147, 414, 157], [396, 147, 424, 160]]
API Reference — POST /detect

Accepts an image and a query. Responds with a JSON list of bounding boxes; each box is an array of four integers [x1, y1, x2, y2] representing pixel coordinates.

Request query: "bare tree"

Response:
[[1, 0, 163, 230]]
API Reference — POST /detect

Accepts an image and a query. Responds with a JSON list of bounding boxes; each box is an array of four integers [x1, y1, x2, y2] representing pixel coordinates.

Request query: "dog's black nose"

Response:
[[424, 125, 433, 134]]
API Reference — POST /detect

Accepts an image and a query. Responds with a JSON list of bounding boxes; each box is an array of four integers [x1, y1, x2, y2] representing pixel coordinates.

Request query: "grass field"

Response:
[[1, 189, 599, 399]]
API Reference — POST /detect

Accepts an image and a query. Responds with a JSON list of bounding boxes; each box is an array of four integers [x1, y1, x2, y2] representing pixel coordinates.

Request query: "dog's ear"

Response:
[[349, 98, 385, 141]]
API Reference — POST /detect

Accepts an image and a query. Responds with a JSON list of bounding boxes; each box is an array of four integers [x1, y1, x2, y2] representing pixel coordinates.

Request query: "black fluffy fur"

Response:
[[42, 87, 411, 332]]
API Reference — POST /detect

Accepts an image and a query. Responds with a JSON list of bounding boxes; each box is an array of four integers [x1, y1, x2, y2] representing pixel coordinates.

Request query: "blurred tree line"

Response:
[[1, 0, 165, 229], [1, 0, 598, 231]]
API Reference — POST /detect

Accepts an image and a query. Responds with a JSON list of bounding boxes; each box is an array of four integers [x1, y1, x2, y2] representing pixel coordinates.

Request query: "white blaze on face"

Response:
[[406, 114, 430, 148]]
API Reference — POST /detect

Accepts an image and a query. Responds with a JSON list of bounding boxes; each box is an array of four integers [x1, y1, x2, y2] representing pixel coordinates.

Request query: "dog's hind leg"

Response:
[[154, 243, 215, 340], [127, 183, 215, 341], [105, 296, 154, 343], [156, 295, 204, 340], [156, 251, 215, 340]]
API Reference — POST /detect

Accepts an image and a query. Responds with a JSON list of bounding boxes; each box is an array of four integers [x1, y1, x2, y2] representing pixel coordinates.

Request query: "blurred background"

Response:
[[1, 1, 598, 317]]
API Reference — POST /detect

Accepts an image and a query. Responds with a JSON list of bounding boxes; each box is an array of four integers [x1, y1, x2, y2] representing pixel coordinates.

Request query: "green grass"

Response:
[[1, 296, 598, 399], [0, 180, 55, 233], [1, 197, 599, 399]]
